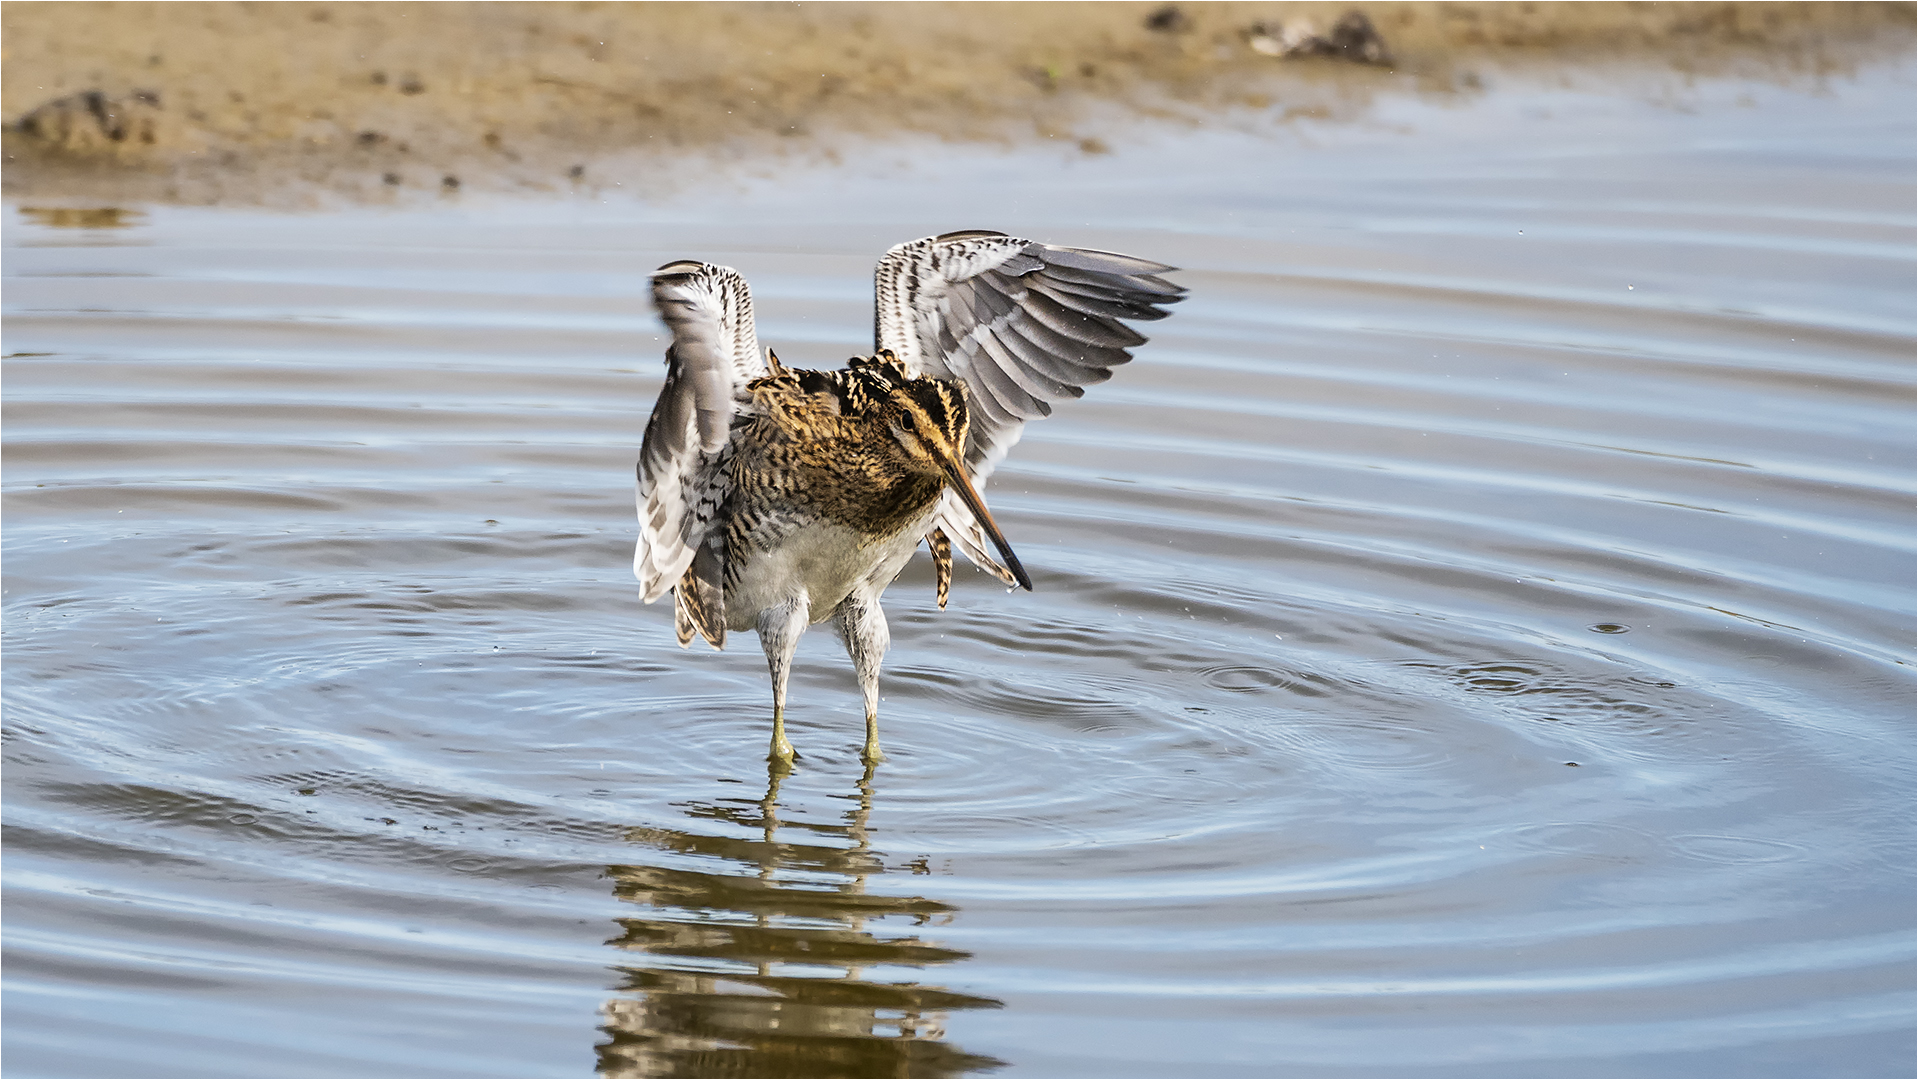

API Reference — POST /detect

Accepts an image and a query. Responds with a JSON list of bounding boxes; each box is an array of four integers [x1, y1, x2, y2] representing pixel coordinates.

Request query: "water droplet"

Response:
[[1589, 623, 1630, 634]]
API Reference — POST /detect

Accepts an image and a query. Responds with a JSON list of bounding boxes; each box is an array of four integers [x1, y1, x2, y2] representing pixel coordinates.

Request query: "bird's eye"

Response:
[[888, 421, 925, 457]]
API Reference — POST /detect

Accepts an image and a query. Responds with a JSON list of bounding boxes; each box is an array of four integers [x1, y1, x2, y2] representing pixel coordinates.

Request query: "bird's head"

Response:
[[882, 375, 970, 473], [878, 364, 1033, 591]]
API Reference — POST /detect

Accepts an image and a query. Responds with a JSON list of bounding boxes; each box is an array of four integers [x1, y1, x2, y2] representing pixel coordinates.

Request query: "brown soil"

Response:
[[4, 1, 1911, 207]]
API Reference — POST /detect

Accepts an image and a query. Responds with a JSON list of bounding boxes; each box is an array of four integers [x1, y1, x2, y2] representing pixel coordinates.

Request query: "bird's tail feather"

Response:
[[673, 537, 727, 649], [674, 576, 725, 649]]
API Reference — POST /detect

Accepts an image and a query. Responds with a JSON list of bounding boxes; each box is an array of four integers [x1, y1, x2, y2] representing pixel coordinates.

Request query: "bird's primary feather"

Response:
[[635, 263, 765, 605]]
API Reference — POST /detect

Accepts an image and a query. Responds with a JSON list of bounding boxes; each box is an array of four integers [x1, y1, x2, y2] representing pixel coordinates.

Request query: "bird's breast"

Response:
[[724, 513, 934, 629]]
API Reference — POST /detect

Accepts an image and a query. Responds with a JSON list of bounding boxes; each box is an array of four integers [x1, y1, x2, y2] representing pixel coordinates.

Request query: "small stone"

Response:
[[1145, 5, 1188, 33], [12, 89, 166, 153], [1327, 11, 1392, 65]]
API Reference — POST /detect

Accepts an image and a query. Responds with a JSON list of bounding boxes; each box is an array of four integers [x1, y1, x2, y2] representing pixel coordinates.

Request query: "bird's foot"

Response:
[[769, 708, 796, 767]]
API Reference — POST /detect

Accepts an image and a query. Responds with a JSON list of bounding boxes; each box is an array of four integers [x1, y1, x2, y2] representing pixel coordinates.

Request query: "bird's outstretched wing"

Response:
[[873, 230, 1184, 581], [636, 261, 766, 612]]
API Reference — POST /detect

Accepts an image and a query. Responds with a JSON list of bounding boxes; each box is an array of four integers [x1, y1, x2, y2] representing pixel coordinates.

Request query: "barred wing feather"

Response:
[[873, 231, 1184, 580], [635, 261, 765, 603]]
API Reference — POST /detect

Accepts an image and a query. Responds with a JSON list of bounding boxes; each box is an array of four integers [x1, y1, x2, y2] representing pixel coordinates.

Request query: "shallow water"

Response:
[[4, 63, 1914, 1079]]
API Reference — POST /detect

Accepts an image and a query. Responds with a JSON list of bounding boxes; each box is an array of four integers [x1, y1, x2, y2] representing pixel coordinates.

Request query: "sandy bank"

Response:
[[4, 1, 1911, 207]]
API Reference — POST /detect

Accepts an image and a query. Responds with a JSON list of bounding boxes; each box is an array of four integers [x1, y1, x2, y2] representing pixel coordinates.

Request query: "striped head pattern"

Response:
[[850, 350, 971, 474]]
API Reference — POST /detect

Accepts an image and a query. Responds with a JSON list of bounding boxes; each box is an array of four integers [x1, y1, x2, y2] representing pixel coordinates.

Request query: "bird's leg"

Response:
[[831, 592, 891, 765], [757, 596, 809, 766]]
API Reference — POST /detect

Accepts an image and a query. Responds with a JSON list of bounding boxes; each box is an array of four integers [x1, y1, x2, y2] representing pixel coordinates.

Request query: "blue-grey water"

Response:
[[4, 61, 1914, 1078]]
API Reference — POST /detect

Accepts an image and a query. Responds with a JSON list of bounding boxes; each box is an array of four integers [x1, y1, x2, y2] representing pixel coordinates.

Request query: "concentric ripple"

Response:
[[5, 63, 1914, 1078]]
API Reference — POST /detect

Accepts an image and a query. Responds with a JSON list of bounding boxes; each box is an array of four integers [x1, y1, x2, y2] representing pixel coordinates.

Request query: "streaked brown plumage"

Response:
[[673, 349, 1018, 652]]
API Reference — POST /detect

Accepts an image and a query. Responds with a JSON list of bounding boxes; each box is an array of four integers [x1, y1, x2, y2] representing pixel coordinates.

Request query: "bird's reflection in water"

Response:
[[596, 767, 1005, 1078]]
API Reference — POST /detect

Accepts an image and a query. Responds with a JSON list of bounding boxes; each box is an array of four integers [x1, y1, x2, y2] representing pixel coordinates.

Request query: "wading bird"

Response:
[[635, 231, 1183, 766]]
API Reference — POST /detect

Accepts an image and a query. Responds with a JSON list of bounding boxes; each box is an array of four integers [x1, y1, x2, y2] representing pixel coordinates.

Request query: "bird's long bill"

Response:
[[938, 455, 1034, 591]]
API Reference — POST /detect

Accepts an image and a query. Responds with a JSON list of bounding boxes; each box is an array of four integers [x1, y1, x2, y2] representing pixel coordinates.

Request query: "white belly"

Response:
[[724, 511, 934, 631]]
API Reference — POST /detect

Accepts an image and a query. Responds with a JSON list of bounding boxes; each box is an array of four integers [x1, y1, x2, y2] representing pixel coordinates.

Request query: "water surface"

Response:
[[4, 64, 1913, 1078]]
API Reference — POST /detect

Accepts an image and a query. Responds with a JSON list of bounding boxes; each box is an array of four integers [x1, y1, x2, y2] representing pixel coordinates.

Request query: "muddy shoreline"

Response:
[[4, 1, 1912, 207]]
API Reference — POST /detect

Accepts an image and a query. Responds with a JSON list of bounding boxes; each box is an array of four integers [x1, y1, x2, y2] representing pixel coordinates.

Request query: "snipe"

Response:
[[635, 230, 1183, 765]]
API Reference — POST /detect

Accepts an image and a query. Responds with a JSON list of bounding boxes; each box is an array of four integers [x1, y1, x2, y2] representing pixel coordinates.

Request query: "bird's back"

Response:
[[688, 359, 958, 638]]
